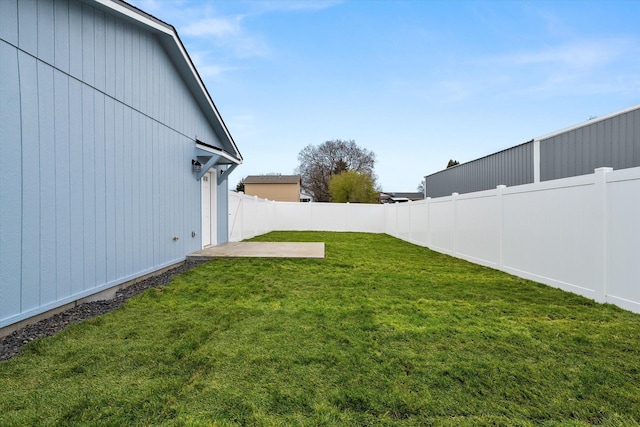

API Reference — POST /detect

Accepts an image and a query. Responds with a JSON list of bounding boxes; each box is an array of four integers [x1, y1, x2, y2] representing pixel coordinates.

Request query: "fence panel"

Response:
[[227, 166, 640, 313], [501, 175, 601, 299], [427, 196, 456, 255], [455, 190, 500, 268], [606, 167, 640, 312]]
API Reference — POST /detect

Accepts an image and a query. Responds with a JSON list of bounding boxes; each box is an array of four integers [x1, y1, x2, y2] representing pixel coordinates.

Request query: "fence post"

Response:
[[452, 193, 458, 256], [496, 185, 506, 270], [426, 197, 431, 248], [594, 167, 612, 303]]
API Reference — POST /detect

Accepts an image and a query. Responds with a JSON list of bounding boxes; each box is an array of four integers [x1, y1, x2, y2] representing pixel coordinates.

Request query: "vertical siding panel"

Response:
[[614, 115, 623, 169], [115, 101, 125, 279], [158, 127, 166, 262], [131, 112, 141, 273], [123, 107, 133, 275], [131, 29, 140, 110], [146, 32, 153, 117], [68, 0, 82, 79], [619, 113, 629, 169], [588, 124, 597, 174], [18, 0, 38, 56], [596, 121, 606, 169], [19, 52, 40, 311], [567, 131, 576, 178], [0, 43, 23, 320], [104, 96, 116, 282], [38, 62, 57, 305], [138, 116, 148, 267], [114, 19, 124, 101], [0, 0, 19, 46], [123, 22, 133, 107], [94, 92, 107, 285], [81, 4, 94, 87], [104, 14, 116, 98], [577, 127, 587, 174], [82, 85, 96, 289], [54, 71, 71, 300], [604, 117, 612, 167], [152, 121, 160, 265], [94, 9, 106, 93], [68, 78, 84, 295], [630, 112, 638, 166], [54, 0, 70, 74], [540, 140, 548, 181], [154, 43, 162, 122], [172, 137, 179, 259], [37, 0, 54, 65], [217, 168, 229, 244], [146, 119, 155, 266]]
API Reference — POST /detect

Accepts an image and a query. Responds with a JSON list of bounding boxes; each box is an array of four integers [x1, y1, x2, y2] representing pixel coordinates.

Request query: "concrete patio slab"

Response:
[[187, 242, 325, 260]]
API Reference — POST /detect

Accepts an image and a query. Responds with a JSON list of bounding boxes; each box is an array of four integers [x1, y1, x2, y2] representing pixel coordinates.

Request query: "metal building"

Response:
[[424, 104, 640, 198], [0, 0, 242, 330]]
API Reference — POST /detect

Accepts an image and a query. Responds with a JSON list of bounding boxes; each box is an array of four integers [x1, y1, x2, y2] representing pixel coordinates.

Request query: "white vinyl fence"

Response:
[[229, 167, 640, 313]]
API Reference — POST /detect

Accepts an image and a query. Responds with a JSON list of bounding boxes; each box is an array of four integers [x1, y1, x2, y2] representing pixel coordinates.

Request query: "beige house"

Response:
[[244, 175, 303, 202]]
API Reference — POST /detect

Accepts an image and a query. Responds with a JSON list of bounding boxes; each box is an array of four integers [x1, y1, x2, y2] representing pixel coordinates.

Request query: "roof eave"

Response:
[[87, 0, 243, 163]]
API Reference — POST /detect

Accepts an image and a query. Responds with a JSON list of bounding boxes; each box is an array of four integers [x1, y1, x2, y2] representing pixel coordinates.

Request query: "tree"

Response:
[[296, 139, 376, 202], [447, 159, 459, 168], [235, 178, 245, 192], [329, 171, 379, 203]]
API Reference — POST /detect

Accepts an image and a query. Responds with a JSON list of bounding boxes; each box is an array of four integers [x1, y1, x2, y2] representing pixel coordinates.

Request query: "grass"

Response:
[[1, 231, 639, 426]]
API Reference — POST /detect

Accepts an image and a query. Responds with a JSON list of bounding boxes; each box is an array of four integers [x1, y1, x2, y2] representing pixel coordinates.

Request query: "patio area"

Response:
[[187, 242, 325, 260]]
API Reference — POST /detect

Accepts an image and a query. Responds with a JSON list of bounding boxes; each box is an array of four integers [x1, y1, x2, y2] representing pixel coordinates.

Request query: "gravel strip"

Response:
[[0, 260, 207, 362]]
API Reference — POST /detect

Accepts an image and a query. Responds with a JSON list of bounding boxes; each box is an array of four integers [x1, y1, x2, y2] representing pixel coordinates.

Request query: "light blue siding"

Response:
[[37, 0, 55, 65], [0, 0, 19, 46], [54, 70, 71, 300], [94, 92, 107, 287], [69, 77, 84, 296], [54, 0, 69, 73], [38, 61, 57, 305], [18, 0, 38, 56], [217, 168, 230, 244], [19, 52, 41, 312], [1, 0, 239, 329], [0, 41, 22, 320], [68, 0, 82, 79]]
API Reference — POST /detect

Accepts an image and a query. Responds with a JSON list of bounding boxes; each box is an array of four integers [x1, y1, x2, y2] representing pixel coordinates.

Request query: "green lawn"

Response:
[[1, 232, 639, 426]]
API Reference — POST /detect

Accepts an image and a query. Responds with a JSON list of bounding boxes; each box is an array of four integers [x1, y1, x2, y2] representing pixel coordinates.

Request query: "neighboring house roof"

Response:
[[244, 175, 301, 184], [91, 0, 242, 164], [388, 192, 424, 200], [380, 192, 424, 203]]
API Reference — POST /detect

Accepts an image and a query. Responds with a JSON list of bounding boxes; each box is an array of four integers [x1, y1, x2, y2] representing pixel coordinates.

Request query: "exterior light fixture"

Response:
[[192, 159, 202, 173]]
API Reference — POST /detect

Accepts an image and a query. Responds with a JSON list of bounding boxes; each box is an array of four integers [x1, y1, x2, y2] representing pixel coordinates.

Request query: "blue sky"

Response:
[[132, 0, 640, 192]]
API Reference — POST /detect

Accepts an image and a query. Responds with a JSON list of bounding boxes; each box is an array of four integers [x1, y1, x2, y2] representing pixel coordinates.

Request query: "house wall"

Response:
[[244, 183, 301, 202], [0, 0, 225, 328], [229, 166, 640, 314], [424, 141, 533, 198], [540, 108, 640, 181]]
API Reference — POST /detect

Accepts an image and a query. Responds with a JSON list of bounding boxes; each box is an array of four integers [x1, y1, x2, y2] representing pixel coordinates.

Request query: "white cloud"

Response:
[[499, 38, 632, 69], [183, 16, 244, 38], [250, 0, 344, 13]]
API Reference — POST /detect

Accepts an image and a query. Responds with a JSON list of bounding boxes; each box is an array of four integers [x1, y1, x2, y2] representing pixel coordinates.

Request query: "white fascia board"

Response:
[[196, 144, 242, 165], [91, 0, 243, 162], [535, 103, 640, 142]]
